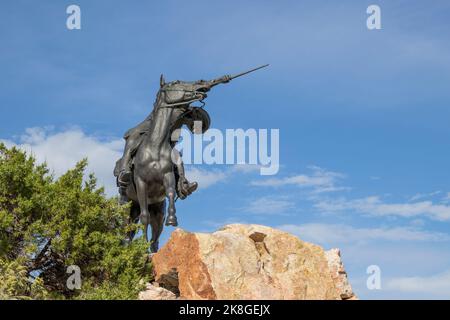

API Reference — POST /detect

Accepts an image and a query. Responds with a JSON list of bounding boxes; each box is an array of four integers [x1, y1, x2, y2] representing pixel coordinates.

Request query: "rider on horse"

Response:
[[113, 65, 268, 249], [114, 79, 214, 204], [114, 65, 269, 206]]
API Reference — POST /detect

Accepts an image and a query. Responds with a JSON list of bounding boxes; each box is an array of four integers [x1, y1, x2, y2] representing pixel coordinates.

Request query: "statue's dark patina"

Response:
[[114, 65, 268, 252]]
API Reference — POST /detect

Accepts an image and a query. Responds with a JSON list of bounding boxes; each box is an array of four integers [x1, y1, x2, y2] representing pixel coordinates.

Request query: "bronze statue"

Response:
[[114, 65, 268, 252]]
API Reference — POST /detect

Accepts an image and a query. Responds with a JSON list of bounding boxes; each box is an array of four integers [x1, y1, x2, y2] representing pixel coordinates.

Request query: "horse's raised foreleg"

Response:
[[163, 172, 178, 226], [135, 176, 151, 242]]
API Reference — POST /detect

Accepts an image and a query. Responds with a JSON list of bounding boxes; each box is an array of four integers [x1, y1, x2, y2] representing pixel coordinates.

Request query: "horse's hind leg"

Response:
[[163, 171, 178, 226], [149, 201, 165, 253], [128, 201, 140, 242], [135, 176, 151, 242]]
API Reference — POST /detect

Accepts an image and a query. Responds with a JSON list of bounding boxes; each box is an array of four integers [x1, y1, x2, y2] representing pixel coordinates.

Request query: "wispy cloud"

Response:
[[315, 196, 450, 221], [385, 269, 450, 297], [409, 190, 442, 202], [185, 167, 228, 189], [250, 165, 348, 193], [201, 217, 251, 230], [278, 223, 450, 245], [241, 196, 295, 215], [230, 164, 263, 174], [186, 164, 266, 190], [442, 192, 450, 203]]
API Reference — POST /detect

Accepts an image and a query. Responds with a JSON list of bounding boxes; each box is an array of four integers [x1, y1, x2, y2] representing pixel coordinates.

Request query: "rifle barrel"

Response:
[[229, 64, 269, 80]]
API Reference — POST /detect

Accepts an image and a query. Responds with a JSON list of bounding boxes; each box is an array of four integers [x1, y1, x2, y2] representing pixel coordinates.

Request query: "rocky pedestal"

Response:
[[139, 224, 356, 300]]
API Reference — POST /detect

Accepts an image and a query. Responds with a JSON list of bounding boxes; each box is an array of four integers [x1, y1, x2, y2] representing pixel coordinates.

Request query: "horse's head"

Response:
[[158, 74, 213, 108], [153, 75, 213, 134], [156, 65, 269, 108]]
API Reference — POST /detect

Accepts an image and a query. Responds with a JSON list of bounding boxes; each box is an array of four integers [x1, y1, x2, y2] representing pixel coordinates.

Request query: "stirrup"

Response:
[[177, 181, 198, 199], [186, 182, 198, 194]]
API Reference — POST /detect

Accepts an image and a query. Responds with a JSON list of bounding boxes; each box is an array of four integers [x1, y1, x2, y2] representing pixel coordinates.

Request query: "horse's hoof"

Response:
[[150, 241, 159, 253], [165, 215, 178, 227]]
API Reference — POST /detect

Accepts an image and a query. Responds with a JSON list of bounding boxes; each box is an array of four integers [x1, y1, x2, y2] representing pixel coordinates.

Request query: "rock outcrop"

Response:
[[138, 283, 177, 300], [325, 248, 356, 300], [140, 224, 356, 300]]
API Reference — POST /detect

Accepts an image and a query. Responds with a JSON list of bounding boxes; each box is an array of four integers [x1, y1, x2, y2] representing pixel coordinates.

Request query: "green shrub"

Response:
[[0, 143, 150, 300]]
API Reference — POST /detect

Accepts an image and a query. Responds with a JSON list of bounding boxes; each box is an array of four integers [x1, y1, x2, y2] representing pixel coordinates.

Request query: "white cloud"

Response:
[[386, 270, 450, 297], [230, 164, 263, 174], [242, 197, 295, 215], [409, 219, 426, 227], [185, 167, 227, 189], [315, 196, 450, 221], [278, 223, 450, 245], [2, 127, 123, 196], [409, 190, 441, 202], [442, 192, 450, 203], [201, 217, 251, 230], [250, 165, 348, 193], [2, 128, 248, 196], [185, 164, 266, 190]]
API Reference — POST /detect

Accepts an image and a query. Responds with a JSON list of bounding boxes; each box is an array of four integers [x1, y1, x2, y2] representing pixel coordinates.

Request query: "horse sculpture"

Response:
[[115, 65, 268, 252]]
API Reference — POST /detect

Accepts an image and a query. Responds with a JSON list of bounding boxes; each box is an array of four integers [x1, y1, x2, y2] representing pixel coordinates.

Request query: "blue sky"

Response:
[[1, 0, 450, 299]]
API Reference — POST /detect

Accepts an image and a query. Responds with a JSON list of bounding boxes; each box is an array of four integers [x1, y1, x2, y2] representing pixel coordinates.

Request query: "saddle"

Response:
[[113, 107, 210, 198]]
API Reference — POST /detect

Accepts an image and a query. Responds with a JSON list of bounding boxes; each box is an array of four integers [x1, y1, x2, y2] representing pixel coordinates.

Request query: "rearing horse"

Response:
[[124, 75, 219, 252], [122, 65, 268, 252]]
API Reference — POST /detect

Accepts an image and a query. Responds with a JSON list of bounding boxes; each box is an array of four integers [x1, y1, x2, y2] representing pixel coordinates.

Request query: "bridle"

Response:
[[158, 88, 206, 109], [153, 87, 208, 135]]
